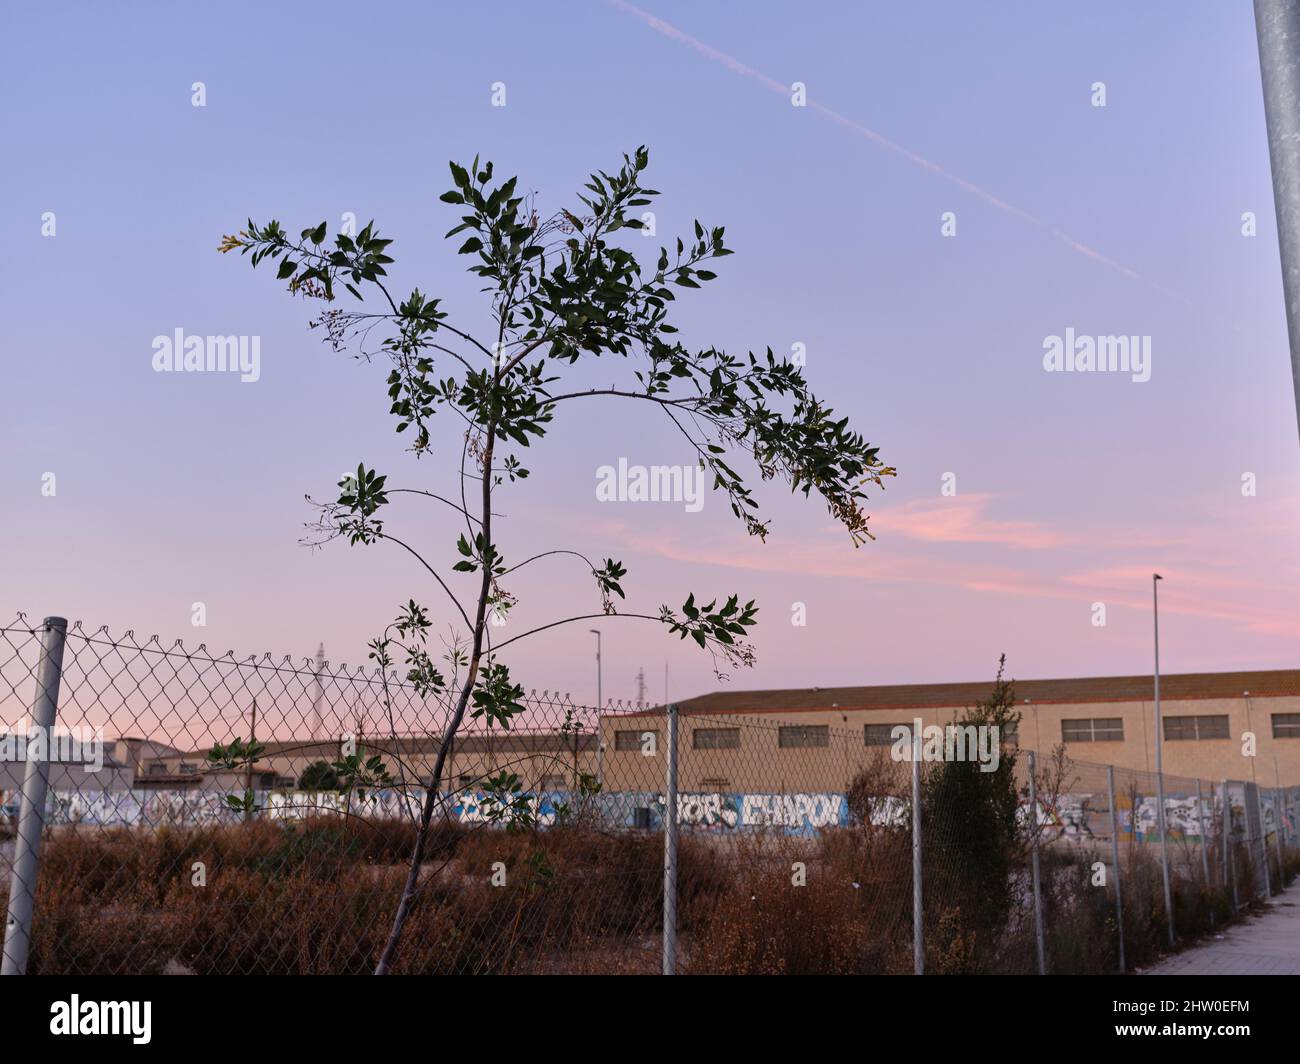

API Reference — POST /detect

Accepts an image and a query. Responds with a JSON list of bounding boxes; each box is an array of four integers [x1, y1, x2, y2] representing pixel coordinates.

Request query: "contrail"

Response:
[[610, 0, 1180, 299]]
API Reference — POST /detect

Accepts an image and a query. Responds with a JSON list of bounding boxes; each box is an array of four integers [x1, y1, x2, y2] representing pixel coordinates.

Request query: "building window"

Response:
[[615, 729, 658, 752], [538, 774, 566, 791], [865, 723, 908, 746], [1273, 713, 1300, 739], [178, 762, 198, 775], [693, 728, 740, 750], [700, 777, 731, 790], [1061, 718, 1124, 743], [779, 725, 829, 749], [147, 763, 168, 776], [1164, 715, 1230, 741]]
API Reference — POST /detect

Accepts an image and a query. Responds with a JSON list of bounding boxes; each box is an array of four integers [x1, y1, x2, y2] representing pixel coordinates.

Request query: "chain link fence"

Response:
[[1, 614, 1296, 974]]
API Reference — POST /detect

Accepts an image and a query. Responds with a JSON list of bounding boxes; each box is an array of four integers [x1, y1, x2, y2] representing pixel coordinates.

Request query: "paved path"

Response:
[[1143, 881, 1300, 975]]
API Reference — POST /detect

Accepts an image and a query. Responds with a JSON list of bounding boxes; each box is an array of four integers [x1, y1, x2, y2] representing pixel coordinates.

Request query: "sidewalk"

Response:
[[1142, 880, 1300, 975]]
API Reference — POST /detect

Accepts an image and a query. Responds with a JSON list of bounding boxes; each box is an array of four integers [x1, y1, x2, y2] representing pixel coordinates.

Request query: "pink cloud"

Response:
[[868, 494, 1068, 550]]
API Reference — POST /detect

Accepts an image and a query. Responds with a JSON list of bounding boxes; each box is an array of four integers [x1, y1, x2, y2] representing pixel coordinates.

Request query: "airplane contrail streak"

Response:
[[610, 0, 1181, 300]]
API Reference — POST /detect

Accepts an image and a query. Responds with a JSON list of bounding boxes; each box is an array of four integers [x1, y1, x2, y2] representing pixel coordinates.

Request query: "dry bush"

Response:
[[682, 829, 913, 975], [5, 803, 1272, 975]]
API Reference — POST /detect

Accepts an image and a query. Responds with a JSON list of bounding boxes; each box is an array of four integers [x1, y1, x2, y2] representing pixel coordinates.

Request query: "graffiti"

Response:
[[0, 789, 258, 827], [1121, 795, 1218, 841], [677, 792, 741, 830], [39, 786, 1275, 843], [1045, 794, 1091, 837], [740, 793, 845, 831]]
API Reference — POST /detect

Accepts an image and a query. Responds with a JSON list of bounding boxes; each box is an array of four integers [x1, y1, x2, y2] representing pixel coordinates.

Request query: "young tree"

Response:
[[221, 147, 894, 972], [921, 655, 1022, 968]]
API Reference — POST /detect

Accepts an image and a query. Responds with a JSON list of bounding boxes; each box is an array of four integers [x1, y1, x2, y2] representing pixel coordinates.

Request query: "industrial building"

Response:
[[112, 668, 1300, 795]]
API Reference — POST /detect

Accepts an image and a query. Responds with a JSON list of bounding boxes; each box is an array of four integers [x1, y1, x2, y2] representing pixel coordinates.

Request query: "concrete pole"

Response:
[[912, 726, 923, 975], [2, 617, 68, 976], [1255, 0, 1300, 445], [1152, 575, 1174, 947], [1108, 765, 1126, 972], [1028, 750, 1046, 975], [661, 703, 678, 975]]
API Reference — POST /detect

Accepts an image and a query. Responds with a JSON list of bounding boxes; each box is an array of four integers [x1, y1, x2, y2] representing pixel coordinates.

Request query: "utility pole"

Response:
[[1255, 0, 1300, 445], [635, 666, 647, 708]]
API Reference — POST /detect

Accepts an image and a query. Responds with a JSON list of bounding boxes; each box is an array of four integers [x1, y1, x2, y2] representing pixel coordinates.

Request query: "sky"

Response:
[[2, 0, 1298, 709]]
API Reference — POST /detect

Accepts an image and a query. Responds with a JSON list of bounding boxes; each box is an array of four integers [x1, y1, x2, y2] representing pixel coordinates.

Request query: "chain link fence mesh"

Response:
[[1, 614, 1297, 974]]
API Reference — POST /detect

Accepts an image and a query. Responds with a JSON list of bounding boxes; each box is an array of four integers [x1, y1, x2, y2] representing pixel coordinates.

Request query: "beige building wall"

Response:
[[127, 678, 1300, 796], [599, 692, 1300, 793]]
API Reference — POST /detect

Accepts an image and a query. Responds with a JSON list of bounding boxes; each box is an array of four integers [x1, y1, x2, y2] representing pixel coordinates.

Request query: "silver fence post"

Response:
[[1224, 780, 1239, 911], [912, 727, 923, 975], [1273, 788, 1286, 882], [1107, 766, 1126, 972], [1255, 785, 1273, 897], [662, 702, 678, 976], [2, 616, 68, 976], [1028, 750, 1046, 975], [1196, 779, 1213, 929]]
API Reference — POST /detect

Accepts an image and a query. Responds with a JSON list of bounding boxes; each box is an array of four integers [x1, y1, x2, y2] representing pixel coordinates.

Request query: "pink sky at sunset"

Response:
[[3, 0, 1299, 709]]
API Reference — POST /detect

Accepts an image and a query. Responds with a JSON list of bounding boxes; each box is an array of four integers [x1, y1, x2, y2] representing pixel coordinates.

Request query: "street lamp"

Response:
[[1153, 573, 1174, 946], [590, 629, 603, 787], [589, 629, 602, 710]]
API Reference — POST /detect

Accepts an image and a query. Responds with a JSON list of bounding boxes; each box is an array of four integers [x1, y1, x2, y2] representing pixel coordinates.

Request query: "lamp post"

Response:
[[590, 629, 603, 786], [1153, 573, 1174, 946]]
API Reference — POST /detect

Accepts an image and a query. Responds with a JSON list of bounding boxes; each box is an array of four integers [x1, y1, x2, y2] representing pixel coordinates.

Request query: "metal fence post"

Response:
[[1196, 779, 1213, 929], [1224, 780, 1239, 911], [912, 727, 923, 975], [1273, 788, 1286, 882], [662, 702, 678, 976], [1028, 750, 1046, 975], [2, 616, 68, 976], [1155, 771, 1174, 947], [1107, 765, 1126, 972], [1254, 0, 1300, 448], [1255, 785, 1273, 897]]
